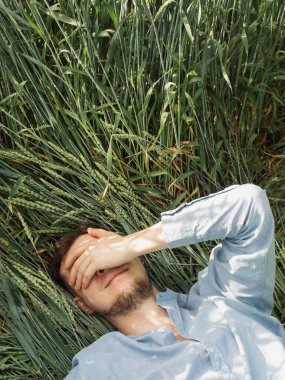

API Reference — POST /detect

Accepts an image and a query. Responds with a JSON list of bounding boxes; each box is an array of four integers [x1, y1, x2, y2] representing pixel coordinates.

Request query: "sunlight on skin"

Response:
[[121, 305, 189, 340]]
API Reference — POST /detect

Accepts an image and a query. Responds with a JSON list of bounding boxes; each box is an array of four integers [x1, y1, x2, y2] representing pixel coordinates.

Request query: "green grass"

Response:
[[0, 0, 284, 378]]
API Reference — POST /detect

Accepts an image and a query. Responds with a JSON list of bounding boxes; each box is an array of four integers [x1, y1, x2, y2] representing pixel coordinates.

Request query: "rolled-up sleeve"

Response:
[[160, 184, 275, 314]]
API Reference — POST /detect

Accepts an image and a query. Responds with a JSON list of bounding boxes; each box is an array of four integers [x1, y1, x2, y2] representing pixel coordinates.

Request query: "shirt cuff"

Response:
[[160, 207, 194, 249]]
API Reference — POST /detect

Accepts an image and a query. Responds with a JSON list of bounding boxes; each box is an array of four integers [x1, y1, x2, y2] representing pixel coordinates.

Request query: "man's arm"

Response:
[[159, 183, 275, 313]]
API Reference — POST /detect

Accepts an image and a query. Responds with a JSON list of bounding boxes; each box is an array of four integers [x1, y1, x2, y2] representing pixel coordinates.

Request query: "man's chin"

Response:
[[101, 277, 153, 318]]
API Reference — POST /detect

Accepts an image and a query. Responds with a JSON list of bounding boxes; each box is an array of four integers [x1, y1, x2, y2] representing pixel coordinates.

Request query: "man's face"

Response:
[[60, 234, 153, 317]]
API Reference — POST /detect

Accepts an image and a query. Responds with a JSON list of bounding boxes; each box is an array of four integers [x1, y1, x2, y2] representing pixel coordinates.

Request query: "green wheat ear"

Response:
[[60, 293, 77, 326], [6, 261, 78, 327], [51, 208, 86, 225], [20, 184, 54, 202], [39, 178, 100, 210], [28, 293, 69, 328], [39, 178, 76, 199], [94, 161, 155, 221], [16, 211, 34, 246], [5, 267, 30, 293], [0, 149, 27, 161], [47, 142, 83, 166], [11, 198, 63, 213], [79, 154, 114, 189], [13, 142, 64, 179]]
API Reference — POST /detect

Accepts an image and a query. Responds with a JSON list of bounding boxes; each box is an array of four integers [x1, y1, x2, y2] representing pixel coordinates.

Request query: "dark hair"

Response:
[[48, 222, 109, 291]]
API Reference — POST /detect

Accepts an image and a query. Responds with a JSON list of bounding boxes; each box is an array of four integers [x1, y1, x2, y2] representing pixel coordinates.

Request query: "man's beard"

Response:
[[95, 276, 153, 318]]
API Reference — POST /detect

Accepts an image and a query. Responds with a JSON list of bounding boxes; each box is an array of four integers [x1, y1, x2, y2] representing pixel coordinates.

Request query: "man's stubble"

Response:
[[95, 276, 153, 318]]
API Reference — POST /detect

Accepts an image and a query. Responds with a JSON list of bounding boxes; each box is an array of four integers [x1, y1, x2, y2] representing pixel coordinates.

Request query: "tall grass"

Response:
[[0, 0, 284, 378]]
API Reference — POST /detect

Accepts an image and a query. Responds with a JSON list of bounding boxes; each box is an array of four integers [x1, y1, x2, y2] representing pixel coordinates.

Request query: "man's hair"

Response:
[[48, 222, 108, 291]]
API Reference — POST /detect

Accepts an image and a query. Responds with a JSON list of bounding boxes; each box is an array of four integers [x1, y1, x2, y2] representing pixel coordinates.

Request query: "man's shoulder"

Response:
[[65, 332, 124, 379], [76, 331, 122, 356]]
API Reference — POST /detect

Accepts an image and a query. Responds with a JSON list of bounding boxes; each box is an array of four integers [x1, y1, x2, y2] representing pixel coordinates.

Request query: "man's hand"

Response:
[[63, 229, 133, 290], [62, 222, 167, 290]]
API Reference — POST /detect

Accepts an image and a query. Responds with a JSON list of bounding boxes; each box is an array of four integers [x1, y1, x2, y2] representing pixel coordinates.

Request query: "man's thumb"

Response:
[[87, 228, 114, 238]]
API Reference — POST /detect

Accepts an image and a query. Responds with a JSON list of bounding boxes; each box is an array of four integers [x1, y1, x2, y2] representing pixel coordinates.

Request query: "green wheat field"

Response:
[[0, 0, 284, 378]]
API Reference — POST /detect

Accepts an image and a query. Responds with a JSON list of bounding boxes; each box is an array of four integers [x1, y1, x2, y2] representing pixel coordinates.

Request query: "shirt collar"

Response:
[[156, 287, 178, 306]]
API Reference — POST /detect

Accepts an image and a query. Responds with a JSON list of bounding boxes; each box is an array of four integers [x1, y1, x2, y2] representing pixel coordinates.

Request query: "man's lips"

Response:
[[105, 268, 128, 288]]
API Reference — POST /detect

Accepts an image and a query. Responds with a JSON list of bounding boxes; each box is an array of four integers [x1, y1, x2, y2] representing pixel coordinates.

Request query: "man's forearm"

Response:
[[123, 222, 168, 258], [116, 184, 271, 259]]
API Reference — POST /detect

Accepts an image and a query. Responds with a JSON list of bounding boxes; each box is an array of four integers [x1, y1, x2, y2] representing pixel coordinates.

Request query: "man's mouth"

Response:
[[105, 268, 128, 288]]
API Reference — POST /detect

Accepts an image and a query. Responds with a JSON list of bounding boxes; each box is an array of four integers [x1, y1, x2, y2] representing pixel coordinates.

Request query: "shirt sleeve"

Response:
[[160, 184, 275, 314]]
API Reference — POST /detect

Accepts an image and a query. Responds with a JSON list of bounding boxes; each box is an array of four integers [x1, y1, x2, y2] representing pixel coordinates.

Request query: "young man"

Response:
[[49, 184, 285, 379]]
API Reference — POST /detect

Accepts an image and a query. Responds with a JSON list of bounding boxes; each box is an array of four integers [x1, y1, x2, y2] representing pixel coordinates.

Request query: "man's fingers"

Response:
[[69, 249, 91, 286], [81, 264, 99, 289], [63, 240, 93, 270], [63, 231, 118, 270], [74, 257, 93, 291]]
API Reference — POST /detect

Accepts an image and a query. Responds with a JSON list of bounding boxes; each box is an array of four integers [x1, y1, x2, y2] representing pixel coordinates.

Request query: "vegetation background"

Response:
[[0, 0, 284, 378]]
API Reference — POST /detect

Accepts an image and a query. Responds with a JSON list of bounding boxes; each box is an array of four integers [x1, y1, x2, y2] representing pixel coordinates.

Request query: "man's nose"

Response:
[[96, 269, 105, 276], [96, 268, 115, 277]]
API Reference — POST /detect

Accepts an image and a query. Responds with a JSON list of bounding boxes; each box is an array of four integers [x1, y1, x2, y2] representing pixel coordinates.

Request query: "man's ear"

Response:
[[74, 296, 94, 314]]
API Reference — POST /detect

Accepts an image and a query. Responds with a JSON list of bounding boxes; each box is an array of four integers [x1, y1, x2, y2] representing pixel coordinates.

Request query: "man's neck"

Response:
[[106, 287, 172, 336]]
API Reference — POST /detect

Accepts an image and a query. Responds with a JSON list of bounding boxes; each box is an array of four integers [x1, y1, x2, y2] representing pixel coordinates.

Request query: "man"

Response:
[[49, 184, 285, 379]]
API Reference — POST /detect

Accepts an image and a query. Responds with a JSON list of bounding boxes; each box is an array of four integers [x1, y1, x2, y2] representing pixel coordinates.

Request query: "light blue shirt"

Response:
[[65, 184, 285, 379]]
